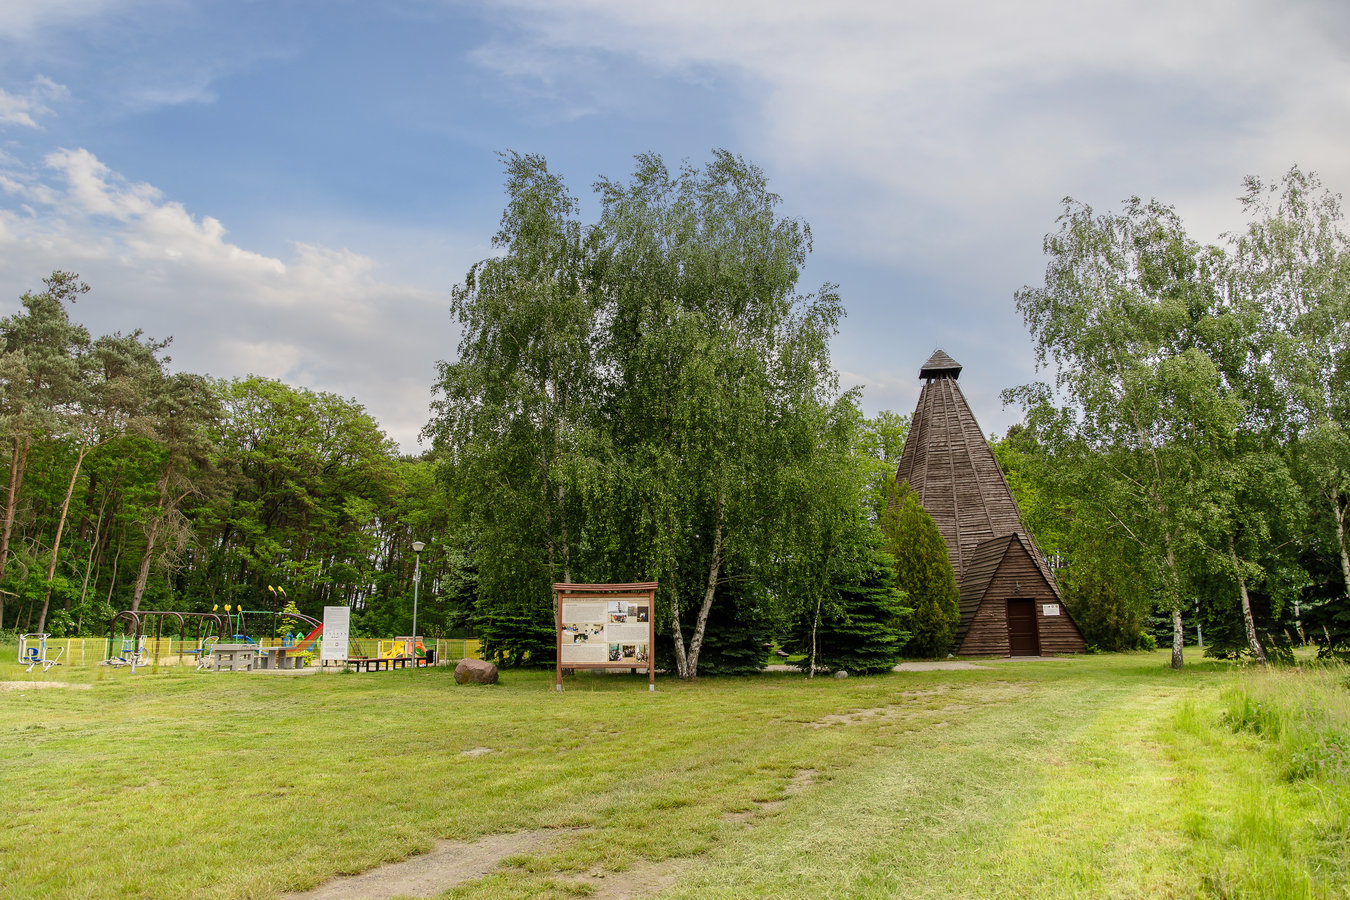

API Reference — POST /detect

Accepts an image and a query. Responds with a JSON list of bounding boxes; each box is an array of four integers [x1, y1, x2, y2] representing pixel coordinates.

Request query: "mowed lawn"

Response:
[[1, 652, 1346, 899]]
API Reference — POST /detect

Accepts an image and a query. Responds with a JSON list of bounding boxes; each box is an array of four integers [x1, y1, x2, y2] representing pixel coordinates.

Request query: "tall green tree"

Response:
[[35, 330, 166, 632], [595, 151, 842, 678], [1010, 197, 1244, 668], [429, 151, 847, 674], [880, 479, 959, 658], [129, 372, 224, 611], [427, 152, 599, 663], [1230, 167, 1350, 627], [0, 272, 91, 631]]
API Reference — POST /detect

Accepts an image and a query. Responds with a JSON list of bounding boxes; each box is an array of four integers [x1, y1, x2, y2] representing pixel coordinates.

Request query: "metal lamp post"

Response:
[[411, 540, 425, 662]]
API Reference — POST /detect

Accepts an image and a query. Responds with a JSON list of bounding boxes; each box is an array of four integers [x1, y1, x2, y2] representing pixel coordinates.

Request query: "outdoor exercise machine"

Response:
[[104, 610, 228, 670], [18, 633, 64, 673]]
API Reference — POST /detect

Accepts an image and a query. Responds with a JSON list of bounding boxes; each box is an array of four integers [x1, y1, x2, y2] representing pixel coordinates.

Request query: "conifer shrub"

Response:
[[793, 543, 911, 674], [685, 577, 774, 676], [881, 479, 959, 658]]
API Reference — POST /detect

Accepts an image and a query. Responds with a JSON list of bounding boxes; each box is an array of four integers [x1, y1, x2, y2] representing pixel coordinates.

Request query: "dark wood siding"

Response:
[[956, 535, 1086, 656], [959, 596, 1011, 656]]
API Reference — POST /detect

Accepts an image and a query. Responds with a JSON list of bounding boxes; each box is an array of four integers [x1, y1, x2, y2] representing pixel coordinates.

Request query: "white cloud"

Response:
[[0, 148, 454, 452], [0, 75, 68, 128], [467, 0, 1350, 417], [480, 0, 1350, 275], [0, 0, 130, 41]]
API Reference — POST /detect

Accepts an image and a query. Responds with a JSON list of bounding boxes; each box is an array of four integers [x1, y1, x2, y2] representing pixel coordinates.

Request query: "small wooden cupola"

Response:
[[894, 350, 1085, 657]]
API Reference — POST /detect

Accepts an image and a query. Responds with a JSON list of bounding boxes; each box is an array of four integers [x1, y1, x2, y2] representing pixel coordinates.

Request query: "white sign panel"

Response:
[[559, 598, 651, 666], [321, 605, 351, 662], [1043, 604, 1060, 617]]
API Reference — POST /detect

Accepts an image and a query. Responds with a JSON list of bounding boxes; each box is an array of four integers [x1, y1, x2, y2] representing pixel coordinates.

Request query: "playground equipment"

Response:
[[18, 633, 64, 673], [214, 600, 320, 647], [105, 610, 228, 670], [380, 636, 431, 664], [106, 633, 149, 670], [102, 598, 326, 672], [191, 635, 219, 671]]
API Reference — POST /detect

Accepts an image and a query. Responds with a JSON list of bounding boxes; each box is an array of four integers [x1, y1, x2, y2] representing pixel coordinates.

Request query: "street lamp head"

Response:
[[412, 541, 425, 553]]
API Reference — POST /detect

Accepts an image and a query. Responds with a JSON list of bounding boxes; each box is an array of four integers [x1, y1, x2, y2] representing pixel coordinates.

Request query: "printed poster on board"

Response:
[[560, 598, 651, 665]]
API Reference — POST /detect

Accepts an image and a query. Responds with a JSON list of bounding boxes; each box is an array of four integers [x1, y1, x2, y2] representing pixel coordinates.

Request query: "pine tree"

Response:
[[794, 543, 910, 674], [687, 574, 773, 675], [881, 479, 960, 658]]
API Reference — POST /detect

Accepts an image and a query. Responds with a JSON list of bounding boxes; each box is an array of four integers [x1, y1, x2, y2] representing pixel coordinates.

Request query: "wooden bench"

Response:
[[347, 656, 412, 672]]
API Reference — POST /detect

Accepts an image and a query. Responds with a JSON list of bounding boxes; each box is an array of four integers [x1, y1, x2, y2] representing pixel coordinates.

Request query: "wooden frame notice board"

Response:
[[554, 582, 658, 692]]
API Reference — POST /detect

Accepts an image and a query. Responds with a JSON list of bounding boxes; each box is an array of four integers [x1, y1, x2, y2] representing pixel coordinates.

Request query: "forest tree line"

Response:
[[0, 274, 452, 640]]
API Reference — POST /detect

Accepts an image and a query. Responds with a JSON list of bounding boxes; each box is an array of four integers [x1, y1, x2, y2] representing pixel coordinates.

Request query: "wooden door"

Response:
[[1006, 599, 1039, 656]]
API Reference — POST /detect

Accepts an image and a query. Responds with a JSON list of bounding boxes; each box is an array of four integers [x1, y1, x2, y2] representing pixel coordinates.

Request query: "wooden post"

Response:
[[555, 586, 563, 692]]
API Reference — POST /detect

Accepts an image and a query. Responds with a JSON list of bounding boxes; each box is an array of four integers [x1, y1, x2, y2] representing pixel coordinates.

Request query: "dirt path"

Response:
[[283, 830, 572, 900], [0, 681, 92, 690]]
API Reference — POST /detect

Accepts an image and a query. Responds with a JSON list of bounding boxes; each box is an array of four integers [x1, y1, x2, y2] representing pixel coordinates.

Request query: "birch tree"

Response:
[[1011, 197, 1234, 669], [1231, 167, 1350, 604], [427, 152, 599, 663], [596, 151, 840, 678]]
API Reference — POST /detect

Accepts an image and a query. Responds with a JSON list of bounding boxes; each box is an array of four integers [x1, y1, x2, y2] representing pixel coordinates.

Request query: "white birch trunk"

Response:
[[1229, 535, 1268, 665]]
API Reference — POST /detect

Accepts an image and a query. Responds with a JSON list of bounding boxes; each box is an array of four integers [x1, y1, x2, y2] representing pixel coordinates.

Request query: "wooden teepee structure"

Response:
[[894, 350, 1085, 656]]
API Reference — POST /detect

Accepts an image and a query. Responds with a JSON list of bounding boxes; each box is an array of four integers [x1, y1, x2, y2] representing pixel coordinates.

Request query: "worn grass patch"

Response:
[[1, 652, 1346, 898]]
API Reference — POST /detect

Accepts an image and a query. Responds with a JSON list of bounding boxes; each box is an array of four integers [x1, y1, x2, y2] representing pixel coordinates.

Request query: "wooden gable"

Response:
[[956, 533, 1086, 657]]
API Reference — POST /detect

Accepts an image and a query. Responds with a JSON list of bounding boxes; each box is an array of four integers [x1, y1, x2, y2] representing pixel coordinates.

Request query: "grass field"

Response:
[[1, 651, 1346, 899]]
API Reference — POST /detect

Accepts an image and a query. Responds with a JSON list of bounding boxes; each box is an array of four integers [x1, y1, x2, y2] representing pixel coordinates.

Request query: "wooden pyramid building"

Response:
[[894, 351, 1085, 656]]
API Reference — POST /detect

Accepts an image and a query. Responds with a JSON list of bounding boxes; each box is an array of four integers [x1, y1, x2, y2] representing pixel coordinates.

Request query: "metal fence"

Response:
[[6, 636, 482, 669]]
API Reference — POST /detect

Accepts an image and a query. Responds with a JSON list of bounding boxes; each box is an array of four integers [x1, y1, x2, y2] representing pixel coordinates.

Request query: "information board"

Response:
[[320, 605, 351, 664], [555, 582, 657, 691]]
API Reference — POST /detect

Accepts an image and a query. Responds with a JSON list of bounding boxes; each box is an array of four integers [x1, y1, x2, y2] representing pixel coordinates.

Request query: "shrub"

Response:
[[880, 479, 958, 658], [793, 544, 910, 675]]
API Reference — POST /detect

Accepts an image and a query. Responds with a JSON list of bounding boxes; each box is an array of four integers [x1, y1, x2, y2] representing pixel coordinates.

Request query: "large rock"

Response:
[[455, 657, 499, 685]]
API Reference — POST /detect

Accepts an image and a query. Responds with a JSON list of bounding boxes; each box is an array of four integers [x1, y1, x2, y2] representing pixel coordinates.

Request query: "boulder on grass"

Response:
[[455, 657, 499, 685]]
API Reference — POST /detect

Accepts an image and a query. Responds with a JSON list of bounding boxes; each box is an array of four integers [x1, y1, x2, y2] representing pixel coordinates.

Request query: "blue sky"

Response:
[[3, 0, 1348, 451]]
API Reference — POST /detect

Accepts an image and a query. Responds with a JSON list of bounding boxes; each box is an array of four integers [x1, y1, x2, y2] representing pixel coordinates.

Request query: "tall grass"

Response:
[[1218, 663, 1350, 896], [1222, 663, 1350, 783]]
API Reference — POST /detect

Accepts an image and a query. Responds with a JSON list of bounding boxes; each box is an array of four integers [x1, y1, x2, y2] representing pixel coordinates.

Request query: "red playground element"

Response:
[[288, 623, 323, 653]]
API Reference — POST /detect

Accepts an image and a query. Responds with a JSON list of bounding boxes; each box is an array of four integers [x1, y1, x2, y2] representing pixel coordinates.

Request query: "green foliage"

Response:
[[477, 604, 556, 668], [678, 575, 774, 676], [0, 271, 443, 639], [880, 479, 958, 658], [429, 151, 848, 678], [1059, 531, 1152, 652], [1004, 170, 1350, 667], [794, 543, 910, 674]]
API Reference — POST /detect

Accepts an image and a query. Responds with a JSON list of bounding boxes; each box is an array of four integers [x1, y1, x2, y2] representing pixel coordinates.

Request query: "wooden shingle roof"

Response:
[[894, 352, 1060, 599], [919, 349, 963, 380]]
